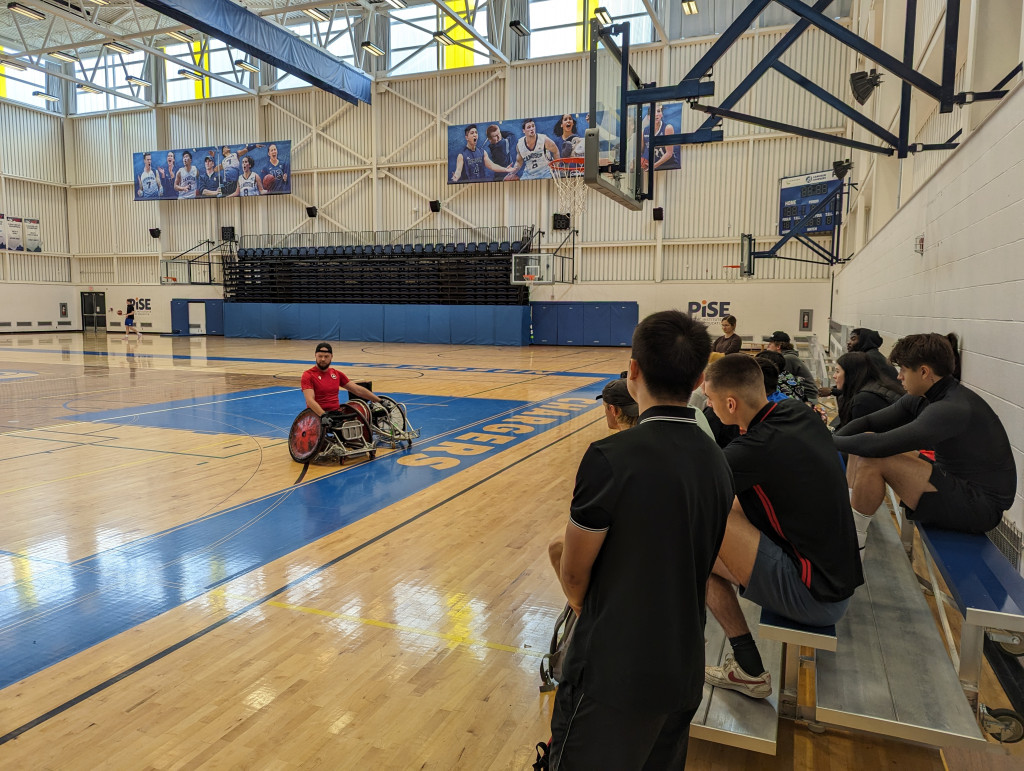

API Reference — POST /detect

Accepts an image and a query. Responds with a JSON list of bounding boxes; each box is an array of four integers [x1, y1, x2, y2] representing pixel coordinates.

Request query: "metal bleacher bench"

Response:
[[697, 510, 985, 755], [917, 521, 1024, 741]]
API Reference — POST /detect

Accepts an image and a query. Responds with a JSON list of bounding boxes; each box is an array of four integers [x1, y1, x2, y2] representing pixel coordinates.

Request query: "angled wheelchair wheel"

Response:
[[339, 401, 374, 445], [288, 409, 325, 463], [374, 396, 407, 437]]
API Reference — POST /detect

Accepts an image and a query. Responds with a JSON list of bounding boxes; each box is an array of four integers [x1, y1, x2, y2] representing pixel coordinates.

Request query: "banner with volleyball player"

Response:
[[132, 141, 292, 201], [446, 104, 682, 185]]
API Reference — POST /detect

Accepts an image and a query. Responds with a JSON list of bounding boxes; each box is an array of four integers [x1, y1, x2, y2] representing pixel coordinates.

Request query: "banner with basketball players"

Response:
[[446, 104, 682, 185], [132, 141, 292, 201]]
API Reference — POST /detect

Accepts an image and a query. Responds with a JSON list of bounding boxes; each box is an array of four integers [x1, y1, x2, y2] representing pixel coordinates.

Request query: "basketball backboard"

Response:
[[586, 19, 646, 211], [511, 253, 555, 285]]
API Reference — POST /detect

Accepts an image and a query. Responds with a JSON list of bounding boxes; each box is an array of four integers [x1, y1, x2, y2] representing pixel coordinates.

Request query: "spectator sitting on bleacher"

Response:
[[765, 330, 818, 403], [835, 333, 1016, 546], [702, 354, 863, 699], [831, 351, 903, 432], [755, 349, 816, 403]]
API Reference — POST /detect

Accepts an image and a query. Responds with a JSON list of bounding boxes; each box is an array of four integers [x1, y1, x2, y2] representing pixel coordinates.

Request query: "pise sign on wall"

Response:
[[687, 300, 731, 318]]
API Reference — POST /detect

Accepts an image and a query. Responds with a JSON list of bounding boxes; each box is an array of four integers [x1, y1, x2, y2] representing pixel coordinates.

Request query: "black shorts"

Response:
[[549, 679, 697, 770], [909, 456, 1003, 533]]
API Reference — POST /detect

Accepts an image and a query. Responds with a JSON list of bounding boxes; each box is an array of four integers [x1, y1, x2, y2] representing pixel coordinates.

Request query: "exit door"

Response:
[[81, 292, 106, 332], [188, 302, 207, 335]]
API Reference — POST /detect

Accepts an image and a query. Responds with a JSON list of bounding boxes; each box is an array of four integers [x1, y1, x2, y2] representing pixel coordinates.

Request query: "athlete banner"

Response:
[[24, 218, 41, 252], [446, 104, 682, 185], [132, 140, 292, 201], [6, 216, 23, 251], [0, 214, 5, 250]]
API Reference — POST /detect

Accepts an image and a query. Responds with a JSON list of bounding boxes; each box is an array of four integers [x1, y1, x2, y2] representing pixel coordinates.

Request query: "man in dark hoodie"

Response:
[[821, 327, 895, 397]]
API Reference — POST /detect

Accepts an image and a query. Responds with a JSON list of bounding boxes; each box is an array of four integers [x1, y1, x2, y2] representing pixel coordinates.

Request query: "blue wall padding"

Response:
[[530, 302, 639, 347], [225, 303, 529, 345]]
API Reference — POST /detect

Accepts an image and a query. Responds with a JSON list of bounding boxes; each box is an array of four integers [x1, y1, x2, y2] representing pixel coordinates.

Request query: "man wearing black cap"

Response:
[[301, 342, 381, 418], [596, 378, 640, 430], [765, 330, 817, 393]]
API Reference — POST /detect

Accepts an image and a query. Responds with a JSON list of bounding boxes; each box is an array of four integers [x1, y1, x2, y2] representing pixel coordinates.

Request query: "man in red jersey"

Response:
[[301, 343, 381, 420]]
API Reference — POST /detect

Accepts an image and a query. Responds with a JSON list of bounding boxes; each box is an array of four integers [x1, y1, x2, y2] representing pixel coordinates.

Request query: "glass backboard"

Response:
[[585, 19, 646, 211]]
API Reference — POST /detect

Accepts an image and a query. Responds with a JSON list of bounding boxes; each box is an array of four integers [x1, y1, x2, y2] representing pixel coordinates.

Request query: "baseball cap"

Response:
[[767, 331, 791, 344], [596, 379, 638, 414], [315, 342, 333, 354]]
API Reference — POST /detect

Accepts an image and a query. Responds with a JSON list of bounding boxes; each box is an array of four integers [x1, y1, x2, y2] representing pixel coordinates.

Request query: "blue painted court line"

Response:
[[67, 387, 519, 440], [0, 384, 602, 688], [0, 346, 621, 379]]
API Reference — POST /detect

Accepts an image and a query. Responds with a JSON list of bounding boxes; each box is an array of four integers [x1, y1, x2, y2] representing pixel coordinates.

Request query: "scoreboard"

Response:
[[778, 170, 842, 236]]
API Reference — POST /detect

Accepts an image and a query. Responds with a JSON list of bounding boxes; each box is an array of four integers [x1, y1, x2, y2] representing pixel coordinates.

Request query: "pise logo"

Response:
[[687, 300, 731, 318], [132, 298, 152, 311]]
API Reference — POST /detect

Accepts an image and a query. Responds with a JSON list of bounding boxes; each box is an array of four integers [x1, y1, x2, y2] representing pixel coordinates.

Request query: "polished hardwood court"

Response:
[[0, 333, 1018, 768]]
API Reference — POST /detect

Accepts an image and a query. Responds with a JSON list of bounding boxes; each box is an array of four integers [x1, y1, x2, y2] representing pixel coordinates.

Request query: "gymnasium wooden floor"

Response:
[[0, 332, 1017, 769]]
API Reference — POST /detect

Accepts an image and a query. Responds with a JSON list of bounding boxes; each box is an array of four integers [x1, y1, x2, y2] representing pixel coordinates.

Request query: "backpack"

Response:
[[539, 603, 577, 692]]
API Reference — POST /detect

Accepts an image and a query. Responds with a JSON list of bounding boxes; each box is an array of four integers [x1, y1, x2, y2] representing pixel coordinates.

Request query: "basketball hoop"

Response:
[[549, 157, 588, 220]]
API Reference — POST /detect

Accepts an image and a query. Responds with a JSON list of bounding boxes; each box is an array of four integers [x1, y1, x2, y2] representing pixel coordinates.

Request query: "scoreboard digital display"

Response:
[[778, 170, 842, 236]]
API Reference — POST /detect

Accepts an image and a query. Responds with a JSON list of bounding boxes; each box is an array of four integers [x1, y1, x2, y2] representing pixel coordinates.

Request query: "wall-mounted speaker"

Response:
[[429, 200, 441, 213], [149, 227, 161, 238], [652, 207, 664, 221], [305, 206, 318, 218], [221, 226, 236, 242], [553, 213, 571, 230]]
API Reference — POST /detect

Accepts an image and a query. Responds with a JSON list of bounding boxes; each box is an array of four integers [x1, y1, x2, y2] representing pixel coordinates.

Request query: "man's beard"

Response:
[[316, 361, 329, 371]]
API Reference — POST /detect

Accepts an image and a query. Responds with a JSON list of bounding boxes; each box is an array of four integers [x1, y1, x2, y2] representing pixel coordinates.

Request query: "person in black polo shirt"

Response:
[[702, 354, 862, 698], [549, 310, 733, 769]]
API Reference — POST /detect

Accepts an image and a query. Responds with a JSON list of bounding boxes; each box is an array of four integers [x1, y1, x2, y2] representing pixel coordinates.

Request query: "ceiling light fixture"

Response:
[[50, 51, 81, 63], [360, 41, 385, 57], [594, 7, 613, 25], [166, 30, 194, 43], [849, 69, 882, 105], [88, 0, 110, 5], [8, 3, 46, 21], [177, 68, 203, 81], [681, 1, 698, 14], [509, 20, 530, 37], [32, 90, 59, 101], [77, 83, 101, 93], [302, 8, 329, 22], [126, 75, 150, 87], [433, 30, 455, 46], [0, 58, 28, 71], [235, 59, 259, 73], [105, 40, 135, 54], [383, 0, 406, 8]]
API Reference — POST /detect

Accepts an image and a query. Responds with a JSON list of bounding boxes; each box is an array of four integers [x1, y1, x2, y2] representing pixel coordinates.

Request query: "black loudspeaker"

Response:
[[306, 206, 318, 218], [553, 213, 571, 230], [221, 226, 236, 242], [429, 200, 441, 213], [149, 227, 161, 238], [652, 207, 664, 221]]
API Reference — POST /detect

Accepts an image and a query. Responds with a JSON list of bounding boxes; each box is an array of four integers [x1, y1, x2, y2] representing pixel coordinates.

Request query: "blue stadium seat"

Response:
[[326, 246, 338, 257], [373, 244, 385, 256], [403, 244, 414, 255], [413, 243, 424, 254], [296, 247, 308, 257], [316, 246, 327, 257], [382, 245, 393, 256], [498, 241, 511, 253], [511, 240, 523, 252], [445, 243, 457, 254], [477, 242, 489, 253], [271, 248, 283, 257], [455, 243, 467, 254], [287, 247, 299, 257], [488, 241, 500, 253], [466, 243, 477, 254], [423, 243, 435, 254], [343, 246, 354, 256]]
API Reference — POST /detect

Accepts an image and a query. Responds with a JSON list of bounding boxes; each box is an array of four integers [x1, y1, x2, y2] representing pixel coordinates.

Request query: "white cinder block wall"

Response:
[[831, 82, 1024, 530]]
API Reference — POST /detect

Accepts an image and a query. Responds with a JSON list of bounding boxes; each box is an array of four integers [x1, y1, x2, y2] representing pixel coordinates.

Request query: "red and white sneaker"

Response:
[[704, 654, 772, 698]]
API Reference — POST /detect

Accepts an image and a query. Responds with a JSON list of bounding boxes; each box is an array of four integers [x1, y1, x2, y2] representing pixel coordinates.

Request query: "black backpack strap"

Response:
[[532, 740, 550, 770]]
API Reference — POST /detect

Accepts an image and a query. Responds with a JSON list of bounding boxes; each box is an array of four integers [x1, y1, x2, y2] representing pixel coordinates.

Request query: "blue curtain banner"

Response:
[[446, 104, 683, 185], [133, 140, 292, 202]]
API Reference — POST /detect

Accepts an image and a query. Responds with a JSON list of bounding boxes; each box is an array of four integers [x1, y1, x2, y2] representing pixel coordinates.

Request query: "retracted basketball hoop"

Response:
[[549, 157, 588, 220]]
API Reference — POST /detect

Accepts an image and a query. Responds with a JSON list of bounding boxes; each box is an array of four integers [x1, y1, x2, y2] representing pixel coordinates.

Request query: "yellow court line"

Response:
[[0, 434, 263, 496], [212, 589, 543, 658]]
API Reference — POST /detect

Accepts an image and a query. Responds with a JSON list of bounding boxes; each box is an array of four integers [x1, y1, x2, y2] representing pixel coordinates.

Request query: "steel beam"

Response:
[[940, 0, 960, 112], [427, 0, 509, 65]]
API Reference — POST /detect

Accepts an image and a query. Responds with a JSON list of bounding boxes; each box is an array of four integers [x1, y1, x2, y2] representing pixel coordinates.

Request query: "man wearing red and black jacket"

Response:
[[701, 354, 863, 699]]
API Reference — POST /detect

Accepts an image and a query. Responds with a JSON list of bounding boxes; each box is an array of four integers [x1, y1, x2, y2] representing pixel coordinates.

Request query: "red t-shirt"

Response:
[[301, 366, 350, 411]]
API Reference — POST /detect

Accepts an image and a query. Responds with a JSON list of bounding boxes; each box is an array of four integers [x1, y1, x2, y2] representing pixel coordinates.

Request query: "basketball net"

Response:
[[549, 157, 588, 223]]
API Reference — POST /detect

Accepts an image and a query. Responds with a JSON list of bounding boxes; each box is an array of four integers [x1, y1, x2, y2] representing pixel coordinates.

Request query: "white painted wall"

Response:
[[831, 81, 1024, 528]]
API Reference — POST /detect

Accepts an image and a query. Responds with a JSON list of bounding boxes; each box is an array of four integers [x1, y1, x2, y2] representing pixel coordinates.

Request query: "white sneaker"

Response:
[[705, 654, 772, 698]]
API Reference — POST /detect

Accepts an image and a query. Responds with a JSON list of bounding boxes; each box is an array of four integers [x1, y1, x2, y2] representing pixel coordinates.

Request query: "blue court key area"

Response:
[[69, 387, 525, 440], [0, 383, 601, 688]]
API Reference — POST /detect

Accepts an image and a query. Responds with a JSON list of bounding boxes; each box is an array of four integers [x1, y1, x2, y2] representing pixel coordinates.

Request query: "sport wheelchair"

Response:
[[287, 395, 420, 464]]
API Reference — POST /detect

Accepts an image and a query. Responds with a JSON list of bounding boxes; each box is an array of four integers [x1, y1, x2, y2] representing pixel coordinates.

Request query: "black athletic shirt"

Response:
[[834, 377, 1016, 511], [725, 399, 863, 603], [562, 405, 733, 714]]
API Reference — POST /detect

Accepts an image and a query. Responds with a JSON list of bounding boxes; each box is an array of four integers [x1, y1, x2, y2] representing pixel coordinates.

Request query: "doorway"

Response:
[[188, 302, 207, 335], [81, 292, 106, 332]]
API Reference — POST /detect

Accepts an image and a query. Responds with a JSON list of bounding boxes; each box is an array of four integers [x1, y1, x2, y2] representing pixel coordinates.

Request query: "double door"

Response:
[[81, 292, 106, 332]]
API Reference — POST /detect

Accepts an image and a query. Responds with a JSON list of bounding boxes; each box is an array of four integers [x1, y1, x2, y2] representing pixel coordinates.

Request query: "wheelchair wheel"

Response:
[[339, 401, 374, 445], [288, 409, 325, 463], [374, 396, 407, 437]]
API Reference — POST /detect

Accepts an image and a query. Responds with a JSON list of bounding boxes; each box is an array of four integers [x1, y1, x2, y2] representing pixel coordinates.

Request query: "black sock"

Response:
[[728, 633, 765, 676]]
